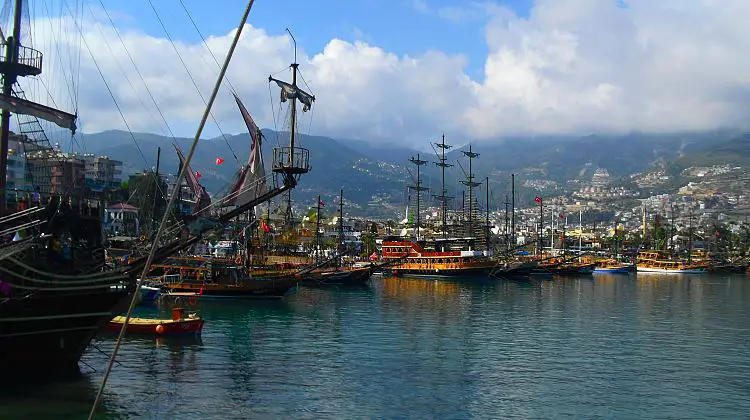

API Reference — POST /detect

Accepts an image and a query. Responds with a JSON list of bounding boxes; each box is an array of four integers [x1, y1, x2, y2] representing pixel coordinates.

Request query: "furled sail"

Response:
[[0, 93, 77, 133], [268, 76, 315, 112], [174, 145, 211, 215], [231, 94, 267, 209]]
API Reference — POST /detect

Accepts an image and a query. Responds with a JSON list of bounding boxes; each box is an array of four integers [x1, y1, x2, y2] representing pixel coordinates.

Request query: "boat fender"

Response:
[[155, 324, 164, 334]]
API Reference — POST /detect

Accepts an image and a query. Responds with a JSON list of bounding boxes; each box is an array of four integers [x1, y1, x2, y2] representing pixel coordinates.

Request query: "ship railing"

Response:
[[0, 42, 43, 76], [272, 146, 310, 176], [1, 187, 109, 213]]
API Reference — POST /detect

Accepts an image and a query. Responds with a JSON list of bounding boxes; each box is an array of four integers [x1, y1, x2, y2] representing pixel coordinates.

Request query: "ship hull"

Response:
[[388, 266, 493, 279], [0, 288, 131, 378], [636, 266, 708, 274], [167, 278, 296, 299], [301, 267, 373, 286], [594, 264, 636, 274], [104, 316, 204, 336], [593, 267, 632, 273]]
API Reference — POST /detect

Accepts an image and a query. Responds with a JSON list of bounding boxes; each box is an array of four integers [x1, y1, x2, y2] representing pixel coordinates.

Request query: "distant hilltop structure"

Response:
[[591, 168, 611, 187]]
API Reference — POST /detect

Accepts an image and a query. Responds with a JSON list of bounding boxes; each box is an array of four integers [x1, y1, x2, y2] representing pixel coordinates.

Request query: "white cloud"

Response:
[[18, 0, 750, 146], [411, 0, 431, 14]]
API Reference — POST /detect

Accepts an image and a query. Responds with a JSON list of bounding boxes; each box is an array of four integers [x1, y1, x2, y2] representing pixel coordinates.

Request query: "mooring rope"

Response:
[[87, 2, 257, 418]]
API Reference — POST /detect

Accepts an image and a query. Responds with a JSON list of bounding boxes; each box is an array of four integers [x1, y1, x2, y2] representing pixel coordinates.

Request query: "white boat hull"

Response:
[[636, 266, 707, 274]]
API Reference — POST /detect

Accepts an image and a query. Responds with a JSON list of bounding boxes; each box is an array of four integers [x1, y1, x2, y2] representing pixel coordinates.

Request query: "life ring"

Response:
[[235, 256, 242, 265], [189, 296, 198, 305]]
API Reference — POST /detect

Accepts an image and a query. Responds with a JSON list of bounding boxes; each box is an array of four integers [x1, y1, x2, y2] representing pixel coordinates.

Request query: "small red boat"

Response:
[[105, 307, 204, 336]]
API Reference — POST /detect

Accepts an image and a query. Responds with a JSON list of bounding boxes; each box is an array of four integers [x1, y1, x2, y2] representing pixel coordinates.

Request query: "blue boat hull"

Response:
[[140, 286, 161, 304], [593, 265, 635, 274]]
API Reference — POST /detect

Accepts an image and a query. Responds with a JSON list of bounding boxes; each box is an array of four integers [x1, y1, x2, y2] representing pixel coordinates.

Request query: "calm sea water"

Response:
[[2, 274, 749, 419]]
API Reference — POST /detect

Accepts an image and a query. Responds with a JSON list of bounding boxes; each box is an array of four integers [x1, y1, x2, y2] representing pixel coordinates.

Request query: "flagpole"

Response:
[[315, 194, 321, 264], [579, 209, 582, 259]]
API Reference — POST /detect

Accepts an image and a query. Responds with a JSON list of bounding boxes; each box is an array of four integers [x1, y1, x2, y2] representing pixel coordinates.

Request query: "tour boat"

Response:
[[636, 251, 709, 274], [381, 239, 495, 278]]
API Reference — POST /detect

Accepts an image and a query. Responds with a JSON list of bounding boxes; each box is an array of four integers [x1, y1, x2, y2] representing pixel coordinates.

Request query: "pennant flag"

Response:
[[215, 157, 224, 165], [195, 171, 202, 179], [534, 196, 542, 204], [319, 198, 326, 208], [260, 220, 271, 233], [559, 212, 565, 220]]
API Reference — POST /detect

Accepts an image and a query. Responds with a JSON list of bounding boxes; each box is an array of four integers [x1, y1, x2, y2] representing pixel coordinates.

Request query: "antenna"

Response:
[[286, 28, 297, 65]]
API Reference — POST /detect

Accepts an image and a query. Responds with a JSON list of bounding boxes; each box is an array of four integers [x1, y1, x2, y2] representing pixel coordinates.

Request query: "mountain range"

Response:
[[69, 128, 749, 217]]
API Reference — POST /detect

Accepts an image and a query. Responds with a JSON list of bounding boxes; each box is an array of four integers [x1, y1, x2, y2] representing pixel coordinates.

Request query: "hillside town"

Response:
[[7, 130, 744, 261]]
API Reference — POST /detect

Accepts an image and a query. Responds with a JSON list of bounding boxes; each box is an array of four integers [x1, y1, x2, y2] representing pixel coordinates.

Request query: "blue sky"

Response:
[[81, 0, 532, 78]]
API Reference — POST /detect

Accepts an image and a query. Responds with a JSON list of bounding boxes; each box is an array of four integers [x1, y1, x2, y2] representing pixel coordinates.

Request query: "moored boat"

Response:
[[150, 257, 297, 299], [382, 239, 494, 278], [300, 265, 374, 286], [636, 251, 709, 274], [593, 259, 636, 274], [105, 308, 203, 336]]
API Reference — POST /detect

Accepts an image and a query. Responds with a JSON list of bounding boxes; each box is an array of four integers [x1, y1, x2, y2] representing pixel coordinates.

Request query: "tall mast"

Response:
[[408, 154, 427, 241], [578, 209, 583, 258], [284, 190, 294, 228], [504, 195, 510, 251], [151, 146, 161, 237], [485, 176, 490, 252], [338, 188, 344, 265], [269, 28, 314, 183], [315, 194, 322, 264], [432, 134, 453, 240], [537, 196, 543, 256], [511, 174, 516, 248], [688, 206, 693, 264], [0, 0, 22, 213], [288, 30, 298, 162], [461, 145, 481, 240]]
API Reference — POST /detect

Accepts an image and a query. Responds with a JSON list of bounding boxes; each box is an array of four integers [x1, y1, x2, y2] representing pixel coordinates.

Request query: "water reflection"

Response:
[[5, 274, 750, 418]]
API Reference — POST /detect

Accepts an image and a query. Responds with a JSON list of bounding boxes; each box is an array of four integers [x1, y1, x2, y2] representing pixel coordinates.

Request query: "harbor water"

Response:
[[2, 273, 749, 419]]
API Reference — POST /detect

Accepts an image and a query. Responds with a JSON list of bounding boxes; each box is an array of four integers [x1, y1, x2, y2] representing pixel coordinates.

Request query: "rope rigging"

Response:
[[88, 2, 257, 418], [146, 0, 239, 165]]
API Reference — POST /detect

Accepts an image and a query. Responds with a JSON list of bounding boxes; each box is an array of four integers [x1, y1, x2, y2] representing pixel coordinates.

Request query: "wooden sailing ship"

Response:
[[148, 255, 297, 298], [382, 140, 495, 278], [0, 0, 134, 377], [298, 189, 374, 286], [636, 251, 709, 274], [131, 33, 315, 298]]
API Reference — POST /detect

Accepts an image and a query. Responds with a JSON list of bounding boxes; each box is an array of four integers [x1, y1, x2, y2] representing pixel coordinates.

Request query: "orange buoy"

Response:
[[155, 324, 164, 334]]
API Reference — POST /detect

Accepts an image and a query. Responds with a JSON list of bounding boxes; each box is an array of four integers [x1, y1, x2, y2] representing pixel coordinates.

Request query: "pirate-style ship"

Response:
[[0, 0, 133, 377], [382, 138, 495, 278], [137, 33, 315, 299]]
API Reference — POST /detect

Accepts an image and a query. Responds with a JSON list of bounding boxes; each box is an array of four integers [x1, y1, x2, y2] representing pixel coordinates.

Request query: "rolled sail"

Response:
[[0, 93, 77, 133]]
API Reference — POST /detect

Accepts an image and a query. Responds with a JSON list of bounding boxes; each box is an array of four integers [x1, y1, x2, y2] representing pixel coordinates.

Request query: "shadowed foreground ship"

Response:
[[0, 0, 133, 377]]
